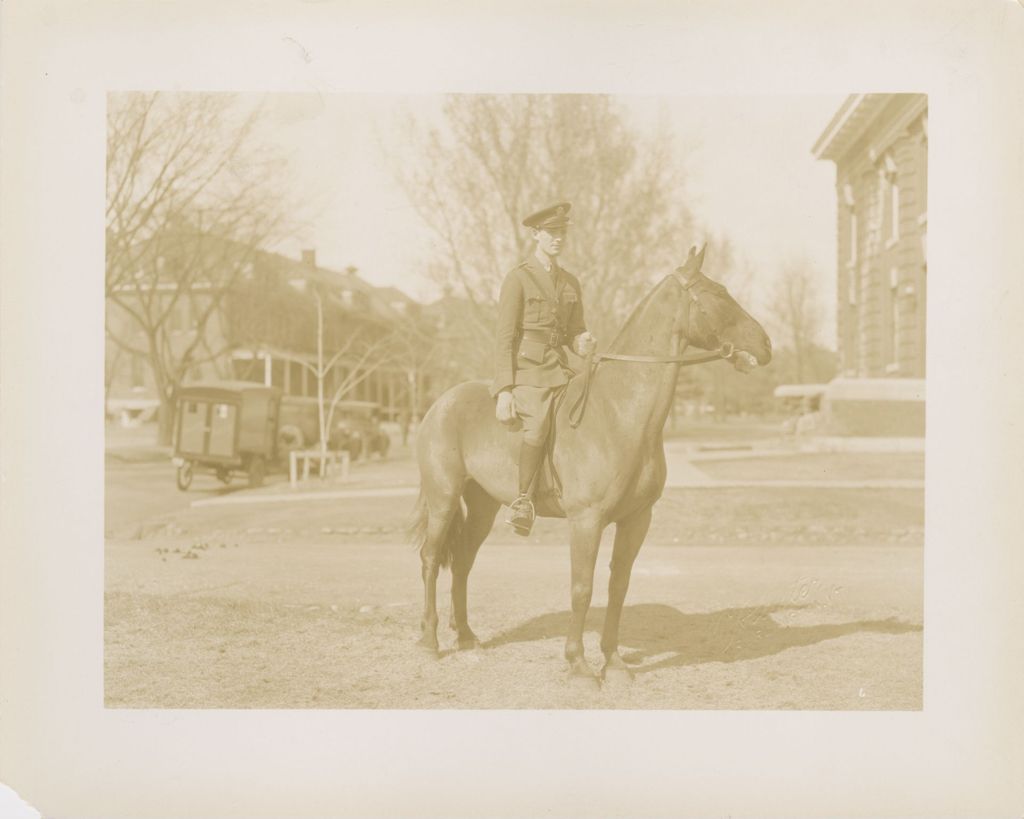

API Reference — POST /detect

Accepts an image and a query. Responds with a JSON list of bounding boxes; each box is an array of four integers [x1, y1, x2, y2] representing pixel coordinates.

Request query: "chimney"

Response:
[[301, 249, 316, 268]]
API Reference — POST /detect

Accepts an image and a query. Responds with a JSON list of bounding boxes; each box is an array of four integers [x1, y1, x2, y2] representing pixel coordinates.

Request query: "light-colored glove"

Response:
[[572, 331, 597, 357], [495, 390, 517, 423]]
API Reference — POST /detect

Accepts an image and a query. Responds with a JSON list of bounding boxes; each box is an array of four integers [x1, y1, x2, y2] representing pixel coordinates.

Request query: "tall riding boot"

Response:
[[508, 442, 545, 536]]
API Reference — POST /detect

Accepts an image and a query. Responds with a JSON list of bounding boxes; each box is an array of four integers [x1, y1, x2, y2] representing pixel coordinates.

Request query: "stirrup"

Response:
[[506, 495, 535, 537]]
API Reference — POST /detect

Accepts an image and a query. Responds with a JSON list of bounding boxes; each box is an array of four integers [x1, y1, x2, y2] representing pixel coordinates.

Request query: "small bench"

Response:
[[289, 449, 350, 488]]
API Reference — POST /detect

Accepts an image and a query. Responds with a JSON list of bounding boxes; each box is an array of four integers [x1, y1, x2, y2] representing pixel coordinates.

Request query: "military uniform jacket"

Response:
[[490, 255, 588, 397]]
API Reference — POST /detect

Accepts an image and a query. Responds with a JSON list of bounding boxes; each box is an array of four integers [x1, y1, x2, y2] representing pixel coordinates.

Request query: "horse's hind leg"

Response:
[[449, 480, 500, 650], [600, 504, 653, 682], [418, 498, 461, 654]]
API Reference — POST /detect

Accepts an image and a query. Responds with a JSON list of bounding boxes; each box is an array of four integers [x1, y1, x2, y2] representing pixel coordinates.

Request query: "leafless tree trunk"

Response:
[[105, 92, 295, 444], [272, 297, 398, 478], [770, 259, 823, 383]]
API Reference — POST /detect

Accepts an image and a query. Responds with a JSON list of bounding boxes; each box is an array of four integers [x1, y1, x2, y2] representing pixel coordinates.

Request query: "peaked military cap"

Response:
[[522, 201, 572, 230]]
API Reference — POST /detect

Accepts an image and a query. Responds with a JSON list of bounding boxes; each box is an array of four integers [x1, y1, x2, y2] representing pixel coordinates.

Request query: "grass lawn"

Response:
[[695, 451, 924, 482]]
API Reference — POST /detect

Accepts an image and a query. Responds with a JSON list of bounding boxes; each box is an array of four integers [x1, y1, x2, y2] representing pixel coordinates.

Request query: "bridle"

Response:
[[594, 269, 736, 366], [566, 268, 736, 428]]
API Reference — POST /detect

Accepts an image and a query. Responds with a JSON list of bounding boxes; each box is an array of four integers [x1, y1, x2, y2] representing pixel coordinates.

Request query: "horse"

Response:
[[410, 245, 773, 684]]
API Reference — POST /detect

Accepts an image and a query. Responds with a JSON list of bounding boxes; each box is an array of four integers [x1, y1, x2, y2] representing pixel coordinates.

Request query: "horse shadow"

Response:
[[483, 603, 921, 672]]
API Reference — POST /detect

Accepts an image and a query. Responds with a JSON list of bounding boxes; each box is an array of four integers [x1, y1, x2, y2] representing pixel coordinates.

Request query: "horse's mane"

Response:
[[606, 274, 677, 353]]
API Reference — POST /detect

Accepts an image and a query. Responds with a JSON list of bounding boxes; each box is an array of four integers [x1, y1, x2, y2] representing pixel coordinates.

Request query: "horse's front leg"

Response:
[[601, 504, 653, 682], [564, 514, 604, 684]]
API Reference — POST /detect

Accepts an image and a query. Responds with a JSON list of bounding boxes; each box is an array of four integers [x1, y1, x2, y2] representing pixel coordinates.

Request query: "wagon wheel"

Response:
[[248, 455, 266, 488], [176, 461, 194, 491], [215, 466, 231, 485]]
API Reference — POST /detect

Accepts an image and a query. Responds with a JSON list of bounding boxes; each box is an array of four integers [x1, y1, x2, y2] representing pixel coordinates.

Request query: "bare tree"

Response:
[[393, 95, 695, 377], [105, 92, 293, 443], [309, 294, 396, 471], [769, 258, 824, 383]]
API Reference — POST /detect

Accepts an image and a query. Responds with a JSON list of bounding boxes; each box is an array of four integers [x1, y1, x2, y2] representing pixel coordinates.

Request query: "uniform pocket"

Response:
[[518, 338, 547, 364], [524, 296, 553, 325]]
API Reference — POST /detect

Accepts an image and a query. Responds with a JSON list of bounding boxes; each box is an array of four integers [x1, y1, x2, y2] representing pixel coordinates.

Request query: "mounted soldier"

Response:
[[491, 202, 597, 536], [412, 234, 772, 674]]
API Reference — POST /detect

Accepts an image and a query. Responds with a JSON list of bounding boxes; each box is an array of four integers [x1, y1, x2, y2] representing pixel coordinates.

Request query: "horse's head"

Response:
[[672, 245, 772, 373]]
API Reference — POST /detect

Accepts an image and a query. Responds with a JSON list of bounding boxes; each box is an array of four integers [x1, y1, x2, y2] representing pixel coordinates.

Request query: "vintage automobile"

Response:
[[276, 397, 390, 463], [172, 381, 282, 490], [330, 400, 391, 461]]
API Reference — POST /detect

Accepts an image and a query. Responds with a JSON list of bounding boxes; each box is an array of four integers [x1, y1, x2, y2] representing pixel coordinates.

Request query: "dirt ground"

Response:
[[105, 444, 924, 709]]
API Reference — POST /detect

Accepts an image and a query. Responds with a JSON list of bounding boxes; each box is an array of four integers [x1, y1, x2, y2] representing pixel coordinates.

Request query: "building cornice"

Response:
[[812, 94, 926, 164]]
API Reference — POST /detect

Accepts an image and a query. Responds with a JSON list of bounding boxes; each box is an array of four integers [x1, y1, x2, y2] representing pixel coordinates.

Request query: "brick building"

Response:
[[106, 238, 436, 428], [813, 93, 928, 379], [809, 94, 927, 437]]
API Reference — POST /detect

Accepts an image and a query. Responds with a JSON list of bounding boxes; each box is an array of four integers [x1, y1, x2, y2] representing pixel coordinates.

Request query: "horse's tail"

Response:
[[407, 490, 461, 569], [408, 490, 429, 552]]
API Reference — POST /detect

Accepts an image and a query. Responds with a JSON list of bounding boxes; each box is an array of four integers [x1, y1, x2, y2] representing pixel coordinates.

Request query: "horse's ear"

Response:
[[677, 244, 705, 279], [695, 243, 707, 271]]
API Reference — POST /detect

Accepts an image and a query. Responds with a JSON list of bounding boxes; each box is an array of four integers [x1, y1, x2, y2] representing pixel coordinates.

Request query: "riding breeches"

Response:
[[511, 384, 558, 446]]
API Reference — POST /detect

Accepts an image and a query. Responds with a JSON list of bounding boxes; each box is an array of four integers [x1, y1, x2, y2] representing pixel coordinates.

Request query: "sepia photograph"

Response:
[[3, 1, 1023, 817], [103, 91, 926, 709]]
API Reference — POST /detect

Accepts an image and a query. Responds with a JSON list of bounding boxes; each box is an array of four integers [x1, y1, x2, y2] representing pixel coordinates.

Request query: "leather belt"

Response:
[[520, 327, 565, 348]]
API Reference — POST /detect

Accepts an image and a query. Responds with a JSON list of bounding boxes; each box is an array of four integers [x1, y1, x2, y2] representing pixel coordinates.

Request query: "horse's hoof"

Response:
[[601, 665, 635, 686], [601, 655, 635, 685], [567, 660, 600, 689], [457, 635, 481, 651], [569, 672, 601, 690], [416, 638, 439, 656]]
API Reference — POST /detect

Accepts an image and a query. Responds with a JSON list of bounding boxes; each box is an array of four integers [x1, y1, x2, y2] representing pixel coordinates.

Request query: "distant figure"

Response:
[[399, 409, 411, 447], [491, 201, 597, 536]]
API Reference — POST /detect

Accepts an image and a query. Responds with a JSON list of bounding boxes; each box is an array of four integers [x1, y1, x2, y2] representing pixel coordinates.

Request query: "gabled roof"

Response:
[[117, 228, 421, 323], [256, 249, 413, 322]]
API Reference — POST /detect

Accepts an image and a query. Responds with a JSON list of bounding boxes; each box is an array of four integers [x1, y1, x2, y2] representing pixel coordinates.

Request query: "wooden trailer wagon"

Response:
[[172, 381, 282, 490]]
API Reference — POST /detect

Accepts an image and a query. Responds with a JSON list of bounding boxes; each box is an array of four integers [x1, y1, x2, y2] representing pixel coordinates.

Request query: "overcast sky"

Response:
[[260, 93, 846, 346]]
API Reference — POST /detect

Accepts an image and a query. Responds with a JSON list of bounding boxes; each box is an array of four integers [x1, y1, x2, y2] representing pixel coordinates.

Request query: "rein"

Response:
[[566, 343, 734, 429], [593, 343, 734, 367], [566, 268, 734, 429]]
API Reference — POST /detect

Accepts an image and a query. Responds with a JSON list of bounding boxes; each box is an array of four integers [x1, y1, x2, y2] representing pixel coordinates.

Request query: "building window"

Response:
[[891, 180, 900, 242], [883, 153, 899, 247], [842, 182, 858, 268], [888, 267, 900, 373]]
